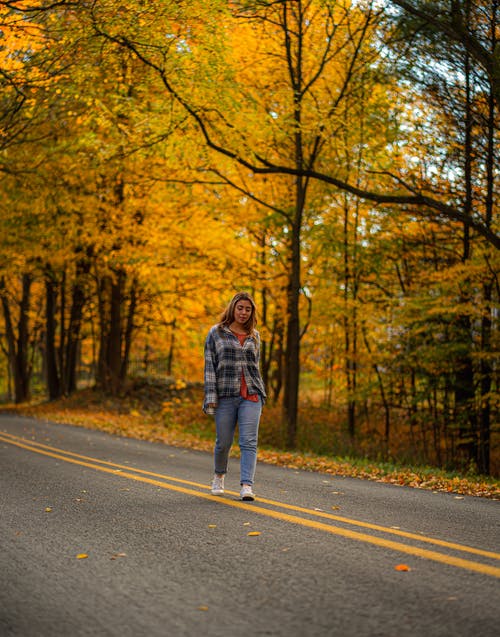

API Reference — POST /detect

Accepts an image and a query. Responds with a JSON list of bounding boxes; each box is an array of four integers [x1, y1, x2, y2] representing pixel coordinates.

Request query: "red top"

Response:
[[234, 332, 259, 402]]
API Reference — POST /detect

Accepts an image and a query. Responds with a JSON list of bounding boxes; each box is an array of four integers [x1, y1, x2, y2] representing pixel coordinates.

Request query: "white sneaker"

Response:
[[211, 475, 224, 495], [240, 484, 255, 501]]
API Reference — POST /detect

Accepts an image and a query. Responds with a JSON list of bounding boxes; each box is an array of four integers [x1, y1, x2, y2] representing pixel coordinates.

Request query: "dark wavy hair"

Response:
[[219, 291, 258, 334]]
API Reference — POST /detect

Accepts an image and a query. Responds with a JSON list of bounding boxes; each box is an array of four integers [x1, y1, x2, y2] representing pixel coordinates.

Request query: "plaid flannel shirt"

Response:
[[203, 325, 266, 411]]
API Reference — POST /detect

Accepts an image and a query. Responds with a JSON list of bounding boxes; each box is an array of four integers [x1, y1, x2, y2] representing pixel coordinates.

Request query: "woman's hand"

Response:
[[205, 403, 217, 415]]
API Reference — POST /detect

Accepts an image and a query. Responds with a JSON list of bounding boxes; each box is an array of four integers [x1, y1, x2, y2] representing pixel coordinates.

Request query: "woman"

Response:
[[203, 291, 266, 501]]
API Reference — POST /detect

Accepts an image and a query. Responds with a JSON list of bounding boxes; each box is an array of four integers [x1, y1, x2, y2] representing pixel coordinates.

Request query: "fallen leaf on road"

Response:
[[247, 531, 261, 537], [395, 564, 410, 571], [198, 606, 209, 611], [110, 553, 127, 560], [76, 554, 88, 559], [208, 524, 217, 528], [243, 522, 251, 526], [331, 506, 340, 510], [45, 507, 52, 512]]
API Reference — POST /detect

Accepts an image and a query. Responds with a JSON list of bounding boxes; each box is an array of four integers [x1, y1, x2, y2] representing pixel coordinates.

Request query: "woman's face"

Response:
[[233, 299, 253, 327]]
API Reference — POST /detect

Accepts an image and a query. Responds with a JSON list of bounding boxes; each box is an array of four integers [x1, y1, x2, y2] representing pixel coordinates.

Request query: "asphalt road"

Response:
[[1, 413, 499, 637]]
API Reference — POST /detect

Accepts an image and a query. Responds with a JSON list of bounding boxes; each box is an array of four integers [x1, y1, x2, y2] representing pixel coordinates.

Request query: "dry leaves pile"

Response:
[[255, 450, 500, 499]]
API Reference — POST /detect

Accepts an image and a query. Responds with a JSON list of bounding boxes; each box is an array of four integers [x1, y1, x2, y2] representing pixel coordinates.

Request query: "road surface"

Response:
[[1, 414, 499, 636]]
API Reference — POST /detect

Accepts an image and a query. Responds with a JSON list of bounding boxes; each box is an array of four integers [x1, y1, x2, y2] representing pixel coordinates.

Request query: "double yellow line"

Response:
[[1, 429, 499, 578]]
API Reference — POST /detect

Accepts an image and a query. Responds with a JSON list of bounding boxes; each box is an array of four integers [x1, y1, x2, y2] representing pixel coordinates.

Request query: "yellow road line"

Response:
[[1, 431, 499, 578], [2, 431, 499, 560]]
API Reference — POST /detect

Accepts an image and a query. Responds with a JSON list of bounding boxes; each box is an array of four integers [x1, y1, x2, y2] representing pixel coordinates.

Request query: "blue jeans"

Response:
[[214, 396, 262, 485]]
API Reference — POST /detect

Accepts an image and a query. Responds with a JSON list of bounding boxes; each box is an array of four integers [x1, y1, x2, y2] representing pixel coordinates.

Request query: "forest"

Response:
[[0, 1, 498, 476]]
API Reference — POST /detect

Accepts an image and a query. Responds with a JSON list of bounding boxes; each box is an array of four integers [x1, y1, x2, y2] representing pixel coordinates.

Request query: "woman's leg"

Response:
[[237, 397, 262, 485], [214, 397, 239, 475]]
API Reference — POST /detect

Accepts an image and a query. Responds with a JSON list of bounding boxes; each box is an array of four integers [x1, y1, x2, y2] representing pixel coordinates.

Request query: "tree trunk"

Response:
[[477, 38, 497, 475], [121, 277, 137, 382], [97, 275, 112, 391], [343, 194, 357, 440], [166, 320, 175, 376], [271, 315, 284, 404], [1, 274, 33, 403], [58, 269, 66, 390], [281, 0, 310, 448], [479, 280, 492, 475], [63, 258, 89, 395], [454, 316, 476, 469], [107, 271, 124, 395], [96, 268, 135, 395], [363, 327, 390, 454], [45, 272, 61, 400], [283, 177, 305, 448], [454, 46, 478, 470]]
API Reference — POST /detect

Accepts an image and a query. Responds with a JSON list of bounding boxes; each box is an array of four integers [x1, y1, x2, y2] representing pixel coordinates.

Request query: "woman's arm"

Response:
[[203, 330, 218, 408]]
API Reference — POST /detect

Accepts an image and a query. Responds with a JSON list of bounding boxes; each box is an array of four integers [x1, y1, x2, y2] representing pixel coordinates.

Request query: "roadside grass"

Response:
[[2, 383, 498, 500]]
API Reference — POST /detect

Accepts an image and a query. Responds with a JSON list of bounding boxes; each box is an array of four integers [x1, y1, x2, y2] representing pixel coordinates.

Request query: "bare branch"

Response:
[[391, 0, 500, 105]]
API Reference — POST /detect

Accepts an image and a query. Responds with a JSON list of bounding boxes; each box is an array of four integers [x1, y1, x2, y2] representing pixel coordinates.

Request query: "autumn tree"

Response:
[[1, 0, 258, 399], [88, 0, 397, 446], [0, 1, 60, 401], [385, 0, 499, 473]]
